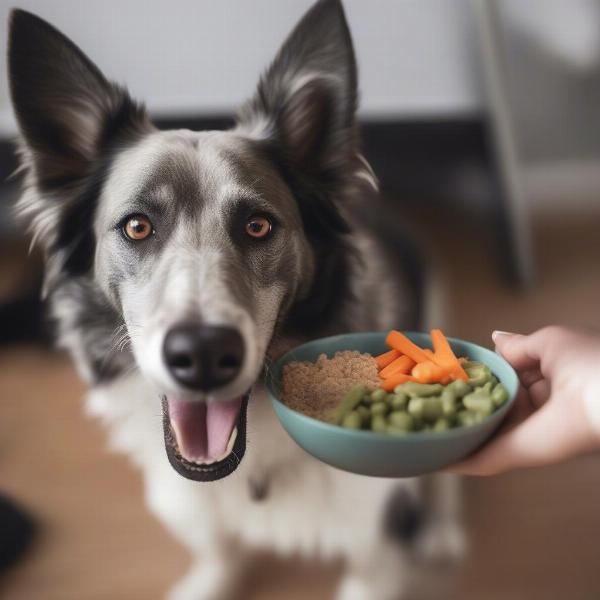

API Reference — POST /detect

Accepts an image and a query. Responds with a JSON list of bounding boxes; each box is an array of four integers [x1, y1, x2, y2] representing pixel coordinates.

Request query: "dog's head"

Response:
[[8, 0, 373, 481]]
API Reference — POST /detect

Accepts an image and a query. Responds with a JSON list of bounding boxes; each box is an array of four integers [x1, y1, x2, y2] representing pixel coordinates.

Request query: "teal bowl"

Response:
[[266, 332, 518, 478]]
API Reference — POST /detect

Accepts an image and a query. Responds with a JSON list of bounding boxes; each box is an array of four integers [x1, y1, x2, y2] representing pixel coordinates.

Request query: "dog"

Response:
[[8, 1, 465, 598]]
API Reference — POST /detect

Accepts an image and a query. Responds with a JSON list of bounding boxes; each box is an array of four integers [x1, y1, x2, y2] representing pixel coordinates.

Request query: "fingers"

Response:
[[528, 378, 551, 409], [493, 326, 570, 377]]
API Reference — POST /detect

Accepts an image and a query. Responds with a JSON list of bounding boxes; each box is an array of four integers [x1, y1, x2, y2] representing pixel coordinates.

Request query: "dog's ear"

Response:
[[8, 9, 149, 190], [238, 0, 358, 183]]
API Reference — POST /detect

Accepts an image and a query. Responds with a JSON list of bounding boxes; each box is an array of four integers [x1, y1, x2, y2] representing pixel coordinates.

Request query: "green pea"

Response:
[[385, 393, 397, 404], [391, 393, 408, 410], [332, 384, 368, 423], [371, 414, 387, 433], [389, 411, 413, 431], [441, 388, 457, 416], [463, 391, 493, 416], [448, 379, 471, 398], [342, 411, 362, 429], [490, 375, 499, 388], [492, 383, 509, 408], [370, 401, 389, 417], [465, 363, 492, 387], [370, 388, 387, 403], [400, 382, 444, 397]]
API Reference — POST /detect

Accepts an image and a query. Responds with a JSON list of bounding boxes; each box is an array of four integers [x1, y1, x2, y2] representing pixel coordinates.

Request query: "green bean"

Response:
[[408, 397, 425, 418], [393, 386, 410, 399], [490, 375, 499, 388], [457, 411, 479, 427], [356, 405, 371, 425], [389, 411, 414, 431], [465, 363, 492, 387], [370, 401, 389, 417], [342, 411, 362, 429], [423, 396, 443, 422], [391, 393, 408, 410], [433, 417, 451, 432], [332, 384, 368, 423], [387, 425, 410, 435], [370, 388, 387, 403], [492, 383, 509, 408], [441, 388, 458, 416], [477, 381, 493, 395], [463, 390, 493, 416], [371, 414, 387, 433], [397, 382, 444, 397], [448, 379, 471, 398], [461, 360, 479, 369]]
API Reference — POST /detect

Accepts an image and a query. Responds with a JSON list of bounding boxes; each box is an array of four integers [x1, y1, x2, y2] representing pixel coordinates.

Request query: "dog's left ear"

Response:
[[237, 0, 357, 183]]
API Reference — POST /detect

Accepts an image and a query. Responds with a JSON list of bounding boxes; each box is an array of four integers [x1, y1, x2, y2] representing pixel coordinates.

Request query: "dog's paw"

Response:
[[336, 574, 408, 600], [336, 576, 376, 600], [413, 521, 467, 566], [166, 559, 240, 600]]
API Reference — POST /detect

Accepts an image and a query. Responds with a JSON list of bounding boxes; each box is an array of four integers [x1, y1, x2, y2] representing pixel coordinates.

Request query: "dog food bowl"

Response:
[[266, 331, 518, 478]]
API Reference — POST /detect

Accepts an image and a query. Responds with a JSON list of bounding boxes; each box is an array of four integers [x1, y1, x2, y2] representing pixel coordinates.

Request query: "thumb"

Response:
[[493, 330, 541, 373]]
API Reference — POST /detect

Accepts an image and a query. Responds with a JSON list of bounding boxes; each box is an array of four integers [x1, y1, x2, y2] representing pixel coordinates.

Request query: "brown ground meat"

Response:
[[282, 351, 380, 420]]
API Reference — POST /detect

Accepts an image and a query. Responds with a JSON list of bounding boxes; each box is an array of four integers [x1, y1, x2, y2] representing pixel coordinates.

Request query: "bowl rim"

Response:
[[266, 330, 519, 442]]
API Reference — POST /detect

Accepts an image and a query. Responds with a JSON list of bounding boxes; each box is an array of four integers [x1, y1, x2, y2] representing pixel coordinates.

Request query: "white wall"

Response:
[[0, 0, 480, 136]]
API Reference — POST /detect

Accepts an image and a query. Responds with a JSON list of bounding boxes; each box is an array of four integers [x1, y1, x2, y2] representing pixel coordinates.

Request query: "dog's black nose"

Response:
[[163, 324, 245, 391]]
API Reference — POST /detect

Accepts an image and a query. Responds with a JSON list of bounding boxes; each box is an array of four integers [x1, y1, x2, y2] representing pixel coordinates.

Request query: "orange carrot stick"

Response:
[[423, 348, 436, 359], [430, 329, 469, 381], [411, 360, 451, 384], [375, 349, 401, 369], [380, 355, 416, 379], [385, 330, 431, 364], [380, 372, 417, 391]]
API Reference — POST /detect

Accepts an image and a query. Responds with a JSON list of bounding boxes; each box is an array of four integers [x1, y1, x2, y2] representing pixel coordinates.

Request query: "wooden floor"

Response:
[[1, 209, 600, 600]]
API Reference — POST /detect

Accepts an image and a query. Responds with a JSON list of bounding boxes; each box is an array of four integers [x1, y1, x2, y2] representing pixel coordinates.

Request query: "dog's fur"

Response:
[[8, 1, 464, 598]]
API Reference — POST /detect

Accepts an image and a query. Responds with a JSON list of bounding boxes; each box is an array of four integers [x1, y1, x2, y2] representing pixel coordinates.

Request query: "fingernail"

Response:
[[492, 330, 516, 343]]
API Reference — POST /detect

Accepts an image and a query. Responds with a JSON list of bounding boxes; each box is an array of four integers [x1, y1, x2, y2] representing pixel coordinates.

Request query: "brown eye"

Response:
[[123, 215, 154, 241], [245, 216, 272, 239]]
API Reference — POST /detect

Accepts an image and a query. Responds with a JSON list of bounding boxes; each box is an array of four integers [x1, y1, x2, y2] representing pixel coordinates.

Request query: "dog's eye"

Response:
[[123, 214, 154, 241], [245, 216, 272, 239]]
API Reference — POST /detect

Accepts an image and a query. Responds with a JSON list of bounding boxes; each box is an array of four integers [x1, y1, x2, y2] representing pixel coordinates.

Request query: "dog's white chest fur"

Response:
[[88, 373, 407, 560]]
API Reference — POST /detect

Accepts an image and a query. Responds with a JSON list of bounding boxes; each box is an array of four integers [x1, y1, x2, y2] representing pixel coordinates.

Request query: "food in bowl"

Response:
[[281, 329, 510, 434]]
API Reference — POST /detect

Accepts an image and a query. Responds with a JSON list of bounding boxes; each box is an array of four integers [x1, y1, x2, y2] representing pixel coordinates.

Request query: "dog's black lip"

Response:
[[161, 393, 248, 482]]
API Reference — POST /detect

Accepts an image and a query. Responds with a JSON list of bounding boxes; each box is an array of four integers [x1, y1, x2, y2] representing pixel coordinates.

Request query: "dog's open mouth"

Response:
[[161, 394, 248, 482]]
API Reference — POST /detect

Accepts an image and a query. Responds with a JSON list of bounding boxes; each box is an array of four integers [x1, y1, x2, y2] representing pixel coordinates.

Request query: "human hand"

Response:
[[448, 326, 600, 475]]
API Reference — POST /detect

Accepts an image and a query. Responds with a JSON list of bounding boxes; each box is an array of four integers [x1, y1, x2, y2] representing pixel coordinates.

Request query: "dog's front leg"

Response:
[[413, 473, 467, 565], [167, 539, 251, 600], [336, 540, 411, 600]]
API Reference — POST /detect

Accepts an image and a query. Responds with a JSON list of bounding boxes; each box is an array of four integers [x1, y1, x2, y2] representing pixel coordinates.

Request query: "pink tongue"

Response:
[[168, 397, 242, 463]]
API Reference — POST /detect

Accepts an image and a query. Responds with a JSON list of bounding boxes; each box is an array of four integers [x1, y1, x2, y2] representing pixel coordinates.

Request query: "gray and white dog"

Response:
[[8, 1, 464, 598]]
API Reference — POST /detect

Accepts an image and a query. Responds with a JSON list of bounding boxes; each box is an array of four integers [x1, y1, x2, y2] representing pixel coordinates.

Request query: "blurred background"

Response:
[[1, 0, 600, 598]]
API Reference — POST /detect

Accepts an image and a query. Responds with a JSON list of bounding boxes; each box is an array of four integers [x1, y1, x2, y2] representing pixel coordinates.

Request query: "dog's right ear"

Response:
[[8, 9, 149, 191]]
